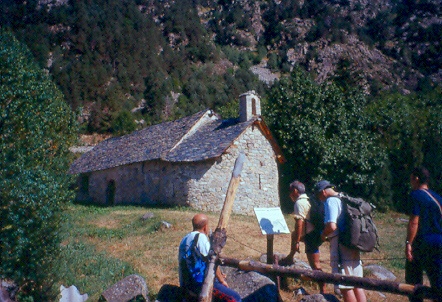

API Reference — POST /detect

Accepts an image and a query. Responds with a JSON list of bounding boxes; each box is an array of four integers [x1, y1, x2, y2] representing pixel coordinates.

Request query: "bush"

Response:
[[0, 30, 78, 300]]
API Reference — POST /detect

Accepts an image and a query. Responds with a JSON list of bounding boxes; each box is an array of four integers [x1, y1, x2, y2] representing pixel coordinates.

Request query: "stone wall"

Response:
[[80, 124, 280, 215], [84, 160, 213, 206], [187, 124, 280, 215]]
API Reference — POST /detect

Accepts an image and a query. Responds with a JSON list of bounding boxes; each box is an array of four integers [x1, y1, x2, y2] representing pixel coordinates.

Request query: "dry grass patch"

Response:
[[61, 204, 420, 302]]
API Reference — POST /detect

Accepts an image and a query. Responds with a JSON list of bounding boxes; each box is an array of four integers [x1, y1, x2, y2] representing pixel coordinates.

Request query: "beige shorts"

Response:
[[329, 236, 363, 289], [338, 251, 363, 289]]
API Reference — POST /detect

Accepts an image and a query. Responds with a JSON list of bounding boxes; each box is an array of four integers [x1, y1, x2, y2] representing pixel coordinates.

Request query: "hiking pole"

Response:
[[198, 153, 245, 302]]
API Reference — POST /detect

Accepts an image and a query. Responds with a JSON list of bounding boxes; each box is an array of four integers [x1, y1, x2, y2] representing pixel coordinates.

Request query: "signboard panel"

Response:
[[254, 207, 290, 235]]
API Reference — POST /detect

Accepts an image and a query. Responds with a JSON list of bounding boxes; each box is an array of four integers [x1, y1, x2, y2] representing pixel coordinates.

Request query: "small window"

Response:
[[252, 98, 257, 115]]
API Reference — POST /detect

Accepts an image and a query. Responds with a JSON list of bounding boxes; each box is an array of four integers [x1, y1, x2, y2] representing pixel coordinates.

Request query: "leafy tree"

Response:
[[216, 98, 240, 119], [265, 68, 388, 210], [332, 57, 364, 93], [365, 90, 442, 211], [0, 31, 78, 300]]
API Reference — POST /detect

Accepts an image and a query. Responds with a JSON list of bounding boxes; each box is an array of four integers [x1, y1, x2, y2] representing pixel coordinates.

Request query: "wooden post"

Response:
[[266, 234, 274, 264], [198, 153, 246, 302], [273, 255, 284, 302], [218, 257, 439, 300]]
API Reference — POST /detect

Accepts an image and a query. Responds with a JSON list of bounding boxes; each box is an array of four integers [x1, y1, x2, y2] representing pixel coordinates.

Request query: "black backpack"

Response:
[[307, 196, 325, 232], [337, 193, 379, 252], [303, 196, 325, 248]]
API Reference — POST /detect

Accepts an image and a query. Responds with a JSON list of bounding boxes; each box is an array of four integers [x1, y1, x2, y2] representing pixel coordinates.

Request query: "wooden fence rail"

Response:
[[218, 257, 439, 300]]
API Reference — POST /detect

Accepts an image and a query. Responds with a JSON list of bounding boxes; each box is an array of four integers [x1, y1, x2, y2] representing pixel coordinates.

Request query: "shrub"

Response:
[[0, 30, 78, 300]]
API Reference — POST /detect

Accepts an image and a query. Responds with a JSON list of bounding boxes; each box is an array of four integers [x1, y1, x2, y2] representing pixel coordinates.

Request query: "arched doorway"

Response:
[[106, 180, 116, 205]]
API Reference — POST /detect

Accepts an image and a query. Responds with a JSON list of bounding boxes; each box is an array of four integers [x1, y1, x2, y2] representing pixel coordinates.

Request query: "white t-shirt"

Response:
[[178, 231, 210, 286]]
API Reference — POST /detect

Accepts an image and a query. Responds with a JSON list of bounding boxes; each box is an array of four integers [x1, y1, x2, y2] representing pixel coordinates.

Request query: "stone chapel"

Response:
[[69, 91, 285, 215]]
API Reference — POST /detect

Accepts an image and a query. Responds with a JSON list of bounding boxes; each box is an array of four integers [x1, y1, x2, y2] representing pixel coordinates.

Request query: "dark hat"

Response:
[[314, 180, 334, 193]]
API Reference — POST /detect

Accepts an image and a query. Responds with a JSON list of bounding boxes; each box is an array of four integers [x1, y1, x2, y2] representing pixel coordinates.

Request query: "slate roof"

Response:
[[164, 116, 256, 162], [69, 110, 208, 174], [69, 109, 274, 174]]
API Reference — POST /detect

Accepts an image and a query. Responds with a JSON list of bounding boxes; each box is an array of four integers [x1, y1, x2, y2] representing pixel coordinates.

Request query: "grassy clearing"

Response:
[[56, 204, 421, 302]]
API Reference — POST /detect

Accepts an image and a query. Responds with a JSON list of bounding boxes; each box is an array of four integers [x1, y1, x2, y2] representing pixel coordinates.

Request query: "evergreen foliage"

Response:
[[2, 0, 440, 134], [265, 68, 388, 209], [0, 31, 78, 300], [111, 110, 138, 135], [0, 0, 440, 214]]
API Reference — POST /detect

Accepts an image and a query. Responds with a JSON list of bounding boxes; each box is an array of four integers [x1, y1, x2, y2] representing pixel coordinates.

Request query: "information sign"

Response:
[[254, 207, 290, 235]]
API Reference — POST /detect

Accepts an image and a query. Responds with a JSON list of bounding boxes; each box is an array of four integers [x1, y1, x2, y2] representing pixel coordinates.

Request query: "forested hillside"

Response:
[[2, 0, 441, 132], [1, 3, 441, 299], [1, 0, 441, 210]]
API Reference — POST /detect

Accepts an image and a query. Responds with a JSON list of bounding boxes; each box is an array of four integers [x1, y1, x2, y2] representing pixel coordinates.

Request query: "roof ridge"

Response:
[[167, 109, 216, 155]]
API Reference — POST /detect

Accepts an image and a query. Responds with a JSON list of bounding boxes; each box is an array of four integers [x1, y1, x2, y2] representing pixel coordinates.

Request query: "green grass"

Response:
[[55, 204, 205, 301], [54, 204, 411, 301], [55, 206, 139, 300], [366, 211, 408, 274]]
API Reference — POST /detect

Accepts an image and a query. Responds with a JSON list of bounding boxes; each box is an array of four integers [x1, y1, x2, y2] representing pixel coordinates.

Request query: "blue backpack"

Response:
[[183, 233, 207, 284]]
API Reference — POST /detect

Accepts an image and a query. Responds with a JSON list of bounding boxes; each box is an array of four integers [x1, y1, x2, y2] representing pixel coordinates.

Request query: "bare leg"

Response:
[[341, 288, 366, 302], [353, 288, 366, 302], [307, 252, 326, 294], [341, 288, 357, 302]]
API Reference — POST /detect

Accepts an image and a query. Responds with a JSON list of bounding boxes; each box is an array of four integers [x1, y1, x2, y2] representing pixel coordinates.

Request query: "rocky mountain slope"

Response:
[[3, 0, 441, 128]]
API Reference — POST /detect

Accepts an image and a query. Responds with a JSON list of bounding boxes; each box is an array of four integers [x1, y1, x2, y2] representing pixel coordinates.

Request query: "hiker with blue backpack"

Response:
[[405, 167, 442, 302], [178, 213, 241, 302], [315, 180, 367, 302]]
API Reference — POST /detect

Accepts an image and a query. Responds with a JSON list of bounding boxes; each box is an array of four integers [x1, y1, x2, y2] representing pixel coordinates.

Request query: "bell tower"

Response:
[[239, 91, 261, 122]]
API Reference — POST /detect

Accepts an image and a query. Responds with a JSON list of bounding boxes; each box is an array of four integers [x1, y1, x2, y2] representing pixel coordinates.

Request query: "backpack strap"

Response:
[[192, 233, 200, 249], [421, 189, 442, 216], [191, 233, 206, 261]]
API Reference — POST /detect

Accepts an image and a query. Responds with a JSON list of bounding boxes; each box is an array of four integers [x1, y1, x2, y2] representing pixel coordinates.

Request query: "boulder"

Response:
[[0, 280, 17, 302], [0, 286, 13, 302], [141, 212, 155, 220], [160, 221, 172, 229], [259, 252, 286, 264], [261, 253, 311, 270], [364, 264, 396, 281], [100, 274, 148, 302], [222, 266, 279, 302], [155, 267, 278, 302]]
